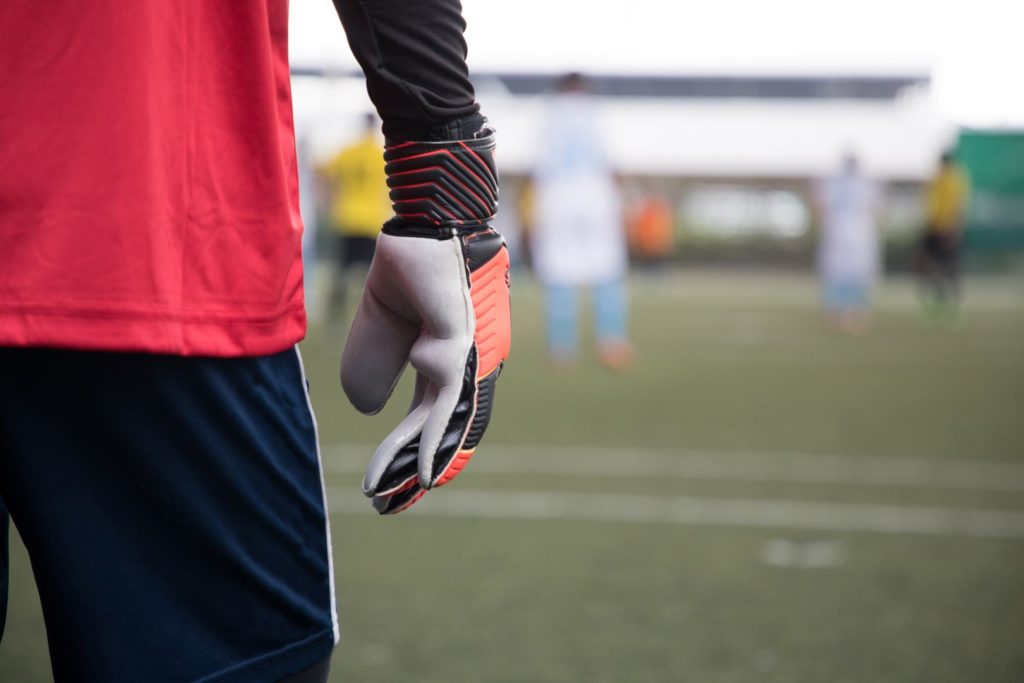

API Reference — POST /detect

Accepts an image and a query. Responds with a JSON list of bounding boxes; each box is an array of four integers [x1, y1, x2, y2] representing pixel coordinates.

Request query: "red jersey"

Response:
[[0, 1, 305, 357]]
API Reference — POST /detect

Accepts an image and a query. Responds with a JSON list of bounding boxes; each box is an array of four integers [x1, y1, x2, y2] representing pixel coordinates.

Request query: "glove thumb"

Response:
[[341, 285, 419, 415]]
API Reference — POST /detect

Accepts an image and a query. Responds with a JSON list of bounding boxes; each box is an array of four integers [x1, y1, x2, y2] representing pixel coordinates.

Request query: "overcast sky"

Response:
[[290, 0, 1024, 126]]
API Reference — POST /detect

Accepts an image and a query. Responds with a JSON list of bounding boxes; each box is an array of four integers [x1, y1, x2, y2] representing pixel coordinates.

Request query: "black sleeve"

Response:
[[330, 0, 482, 141]]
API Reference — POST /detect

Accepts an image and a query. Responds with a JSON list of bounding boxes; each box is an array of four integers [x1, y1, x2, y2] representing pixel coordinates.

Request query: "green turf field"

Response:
[[3, 270, 1023, 682]]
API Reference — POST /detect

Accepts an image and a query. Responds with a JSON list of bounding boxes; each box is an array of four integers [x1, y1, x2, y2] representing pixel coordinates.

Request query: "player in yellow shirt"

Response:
[[916, 151, 970, 316], [318, 113, 393, 317]]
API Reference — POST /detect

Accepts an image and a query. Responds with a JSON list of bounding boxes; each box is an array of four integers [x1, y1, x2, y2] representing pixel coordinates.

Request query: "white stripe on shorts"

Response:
[[294, 345, 340, 644]]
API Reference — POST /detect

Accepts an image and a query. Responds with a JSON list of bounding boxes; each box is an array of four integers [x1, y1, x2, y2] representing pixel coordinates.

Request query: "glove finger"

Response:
[[341, 287, 418, 415], [403, 327, 473, 489], [370, 374, 439, 514], [361, 387, 434, 496], [380, 362, 499, 501], [362, 373, 433, 499], [422, 232, 513, 490], [433, 362, 504, 489], [428, 236, 512, 487], [371, 482, 426, 515], [418, 379, 469, 488]]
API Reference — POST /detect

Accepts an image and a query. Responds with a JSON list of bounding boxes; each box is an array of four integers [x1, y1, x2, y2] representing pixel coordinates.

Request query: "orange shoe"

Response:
[[598, 340, 634, 372]]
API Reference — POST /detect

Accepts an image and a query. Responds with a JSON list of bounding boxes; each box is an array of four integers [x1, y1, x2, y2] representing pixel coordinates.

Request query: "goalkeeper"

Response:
[[0, 1, 508, 682]]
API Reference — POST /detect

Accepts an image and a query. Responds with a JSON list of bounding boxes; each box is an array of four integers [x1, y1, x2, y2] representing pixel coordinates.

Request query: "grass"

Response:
[[3, 269, 1023, 681]]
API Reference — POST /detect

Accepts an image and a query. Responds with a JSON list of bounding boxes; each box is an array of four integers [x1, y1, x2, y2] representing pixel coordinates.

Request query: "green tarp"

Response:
[[956, 130, 1024, 249]]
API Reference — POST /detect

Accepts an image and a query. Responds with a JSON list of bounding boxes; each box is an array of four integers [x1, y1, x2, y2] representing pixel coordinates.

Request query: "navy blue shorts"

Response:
[[0, 346, 338, 682]]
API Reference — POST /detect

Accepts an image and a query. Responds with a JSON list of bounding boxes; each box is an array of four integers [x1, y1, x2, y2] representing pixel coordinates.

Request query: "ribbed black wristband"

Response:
[[383, 128, 498, 230]]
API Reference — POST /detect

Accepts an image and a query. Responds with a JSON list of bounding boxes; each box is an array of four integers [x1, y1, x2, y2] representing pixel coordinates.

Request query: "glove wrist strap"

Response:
[[383, 128, 498, 231]]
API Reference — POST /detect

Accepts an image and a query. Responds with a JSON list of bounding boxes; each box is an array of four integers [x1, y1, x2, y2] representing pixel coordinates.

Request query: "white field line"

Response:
[[624, 276, 1024, 311], [326, 488, 1024, 539], [323, 444, 1024, 493]]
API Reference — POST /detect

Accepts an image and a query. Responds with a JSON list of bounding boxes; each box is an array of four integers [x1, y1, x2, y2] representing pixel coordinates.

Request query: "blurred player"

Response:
[[317, 113, 391, 320], [532, 72, 632, 370], [814, 153, 883, 334], [916, 150, 970, 319], [0, 1, 508, 681]]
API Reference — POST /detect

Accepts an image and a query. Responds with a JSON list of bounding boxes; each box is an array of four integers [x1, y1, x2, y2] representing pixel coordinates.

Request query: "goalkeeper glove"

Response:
[[340, 124, 510, 514]]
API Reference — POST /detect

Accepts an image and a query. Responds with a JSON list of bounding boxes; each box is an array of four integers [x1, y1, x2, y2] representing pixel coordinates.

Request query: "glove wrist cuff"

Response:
[[384, 128, 498, 230]]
